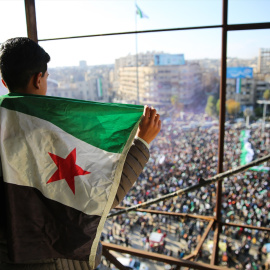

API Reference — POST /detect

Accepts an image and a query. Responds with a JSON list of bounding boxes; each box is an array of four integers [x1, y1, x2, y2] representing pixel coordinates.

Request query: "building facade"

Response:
[[114, 52, 203, 106], [47, 65, 113, 102], [258, 48, 270, 76], [226, 78, 255, 110]]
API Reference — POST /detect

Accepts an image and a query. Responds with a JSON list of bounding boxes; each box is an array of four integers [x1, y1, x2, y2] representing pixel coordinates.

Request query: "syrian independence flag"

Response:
[[240, 130, 269, 172], [0, 93, 143, 268], [136, 4, 149, 19]]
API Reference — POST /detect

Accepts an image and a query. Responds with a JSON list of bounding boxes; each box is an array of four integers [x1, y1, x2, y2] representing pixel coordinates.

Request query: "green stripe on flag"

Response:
[[0, 94, 143, 153]]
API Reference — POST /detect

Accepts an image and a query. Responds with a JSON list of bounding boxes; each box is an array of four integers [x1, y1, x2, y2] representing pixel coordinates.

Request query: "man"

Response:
[[0, 37, 161, 269]]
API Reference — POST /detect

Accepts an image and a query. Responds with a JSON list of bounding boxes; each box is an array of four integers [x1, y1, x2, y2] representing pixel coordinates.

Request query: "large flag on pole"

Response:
[[236, 78, 241, 94], [136, 3, 149, 18], [0, 93, 143, 268]]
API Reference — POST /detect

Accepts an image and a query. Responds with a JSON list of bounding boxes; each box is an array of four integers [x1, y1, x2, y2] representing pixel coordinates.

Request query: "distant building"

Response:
[[115, 51, 163, 71], [79, 60, 87, 69], [226, 78, 270, 112], [255, 80, 270, 101], [47, 65, 113, 102], [47, 78, 108, 101], [258, 48, 270, 75], [114, 52, 202, 106], [226, 67, 255, 110], [193, 59, 220, 95], [226, 77, 255, 110], [226, 64, 270, 111]]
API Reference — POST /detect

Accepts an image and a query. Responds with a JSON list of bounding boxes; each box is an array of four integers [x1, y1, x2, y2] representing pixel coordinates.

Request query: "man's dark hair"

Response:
[[0, 37, 50, 92]]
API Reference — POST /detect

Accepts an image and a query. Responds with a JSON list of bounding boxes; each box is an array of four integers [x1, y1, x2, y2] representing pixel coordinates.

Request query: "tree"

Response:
[[263, 89, 270, 100], [244, 107, 252, 118], [226, 99, 240, 116], [171, 95, 179, 107], [171, 95, 184, 112], [216, 99, 220, 116], [254, 106, 263, 117], [205, 95, 217, 117]]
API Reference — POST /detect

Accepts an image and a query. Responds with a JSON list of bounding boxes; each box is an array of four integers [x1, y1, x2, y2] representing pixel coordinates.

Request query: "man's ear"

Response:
[[33, 72, 43, 89], [1, 79, 7, 88]]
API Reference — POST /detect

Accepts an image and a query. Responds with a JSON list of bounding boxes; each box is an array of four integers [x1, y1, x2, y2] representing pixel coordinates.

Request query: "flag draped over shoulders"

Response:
[[0, 93, 143, 269]]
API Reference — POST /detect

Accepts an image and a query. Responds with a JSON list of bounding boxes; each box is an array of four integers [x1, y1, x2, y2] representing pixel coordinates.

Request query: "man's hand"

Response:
[[136, 105, 161, 144]]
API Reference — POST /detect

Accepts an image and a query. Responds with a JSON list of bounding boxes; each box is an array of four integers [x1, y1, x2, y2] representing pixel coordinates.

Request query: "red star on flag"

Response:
[[47, 148, 90, 194]]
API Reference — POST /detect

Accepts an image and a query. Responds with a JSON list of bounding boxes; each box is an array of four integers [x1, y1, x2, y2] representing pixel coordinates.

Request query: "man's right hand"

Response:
[[136, 105, 161, 144]]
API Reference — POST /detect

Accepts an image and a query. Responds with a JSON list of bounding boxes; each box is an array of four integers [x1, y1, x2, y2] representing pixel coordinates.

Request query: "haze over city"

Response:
[[1, 0, 270, 67]]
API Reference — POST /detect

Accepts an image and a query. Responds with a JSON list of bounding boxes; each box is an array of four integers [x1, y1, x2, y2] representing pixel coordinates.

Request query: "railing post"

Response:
[[102, 247, 128, 270], [211, 0, 228, 265], [24, 0, 38, 43]]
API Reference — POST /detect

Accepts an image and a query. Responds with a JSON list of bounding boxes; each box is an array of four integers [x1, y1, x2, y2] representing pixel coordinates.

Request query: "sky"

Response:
[[0, 0, 269, 68]]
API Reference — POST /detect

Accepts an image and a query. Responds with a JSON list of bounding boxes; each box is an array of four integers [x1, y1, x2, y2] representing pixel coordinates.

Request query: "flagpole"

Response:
[[135, 0, 140, 105]]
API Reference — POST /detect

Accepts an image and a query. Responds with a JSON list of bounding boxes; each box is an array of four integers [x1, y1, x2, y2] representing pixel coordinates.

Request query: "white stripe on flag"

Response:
[[0, 107, 120, 216]]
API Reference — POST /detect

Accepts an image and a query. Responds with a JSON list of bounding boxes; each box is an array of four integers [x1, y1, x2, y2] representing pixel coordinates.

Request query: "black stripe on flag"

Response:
[[1, 181, 101, 262]]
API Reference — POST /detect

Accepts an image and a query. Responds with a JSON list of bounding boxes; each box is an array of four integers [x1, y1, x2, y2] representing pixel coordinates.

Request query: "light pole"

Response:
[[257, 100, 270, 133], [244, 107, 252, 128]]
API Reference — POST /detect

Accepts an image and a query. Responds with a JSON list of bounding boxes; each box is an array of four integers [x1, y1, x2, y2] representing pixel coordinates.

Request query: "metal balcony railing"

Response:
[[102, 154, 270, 269]]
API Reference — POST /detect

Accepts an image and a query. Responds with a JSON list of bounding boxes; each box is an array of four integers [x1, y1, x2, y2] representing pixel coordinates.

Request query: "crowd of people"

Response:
[[104, 108, 270, 269]]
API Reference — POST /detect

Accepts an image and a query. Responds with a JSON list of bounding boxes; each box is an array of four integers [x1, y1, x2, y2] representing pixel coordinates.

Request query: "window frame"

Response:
[[24, 0, 270, 266]]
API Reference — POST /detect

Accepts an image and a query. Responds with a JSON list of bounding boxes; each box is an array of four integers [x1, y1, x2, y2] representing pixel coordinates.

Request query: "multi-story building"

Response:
[[255, 80, 270, 101], [226, 61, 270, 112], [114, 51, 163, 71], [47, 65, 113, 102], [193, 59, 220, 95], [226, 78, 255, 110], [115, 52, 203, 106], [258, 48, 270, 76], [226, 78, 270, 112], [47, 78, 109, 101]]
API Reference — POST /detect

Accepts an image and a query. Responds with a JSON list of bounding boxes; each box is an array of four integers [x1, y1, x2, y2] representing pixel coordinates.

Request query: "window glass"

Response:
[[0, 0, 27, 43], [41, 28, 221, 67], [103, 216, 215, 267], [0, 0, 269, 266], [41, 28, 221, 110], [228, 0, 270, 24], [0, 79, 8, 96], [0, 0, 27, 95], [223, 29, 270, 230], [219, 228, 268, 268], [41, 29, 221, 218], [35, 0, 222, 40], [40, 34, 137, 101], [40, 35, 136, 68], [201, 231, 214, 264]]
